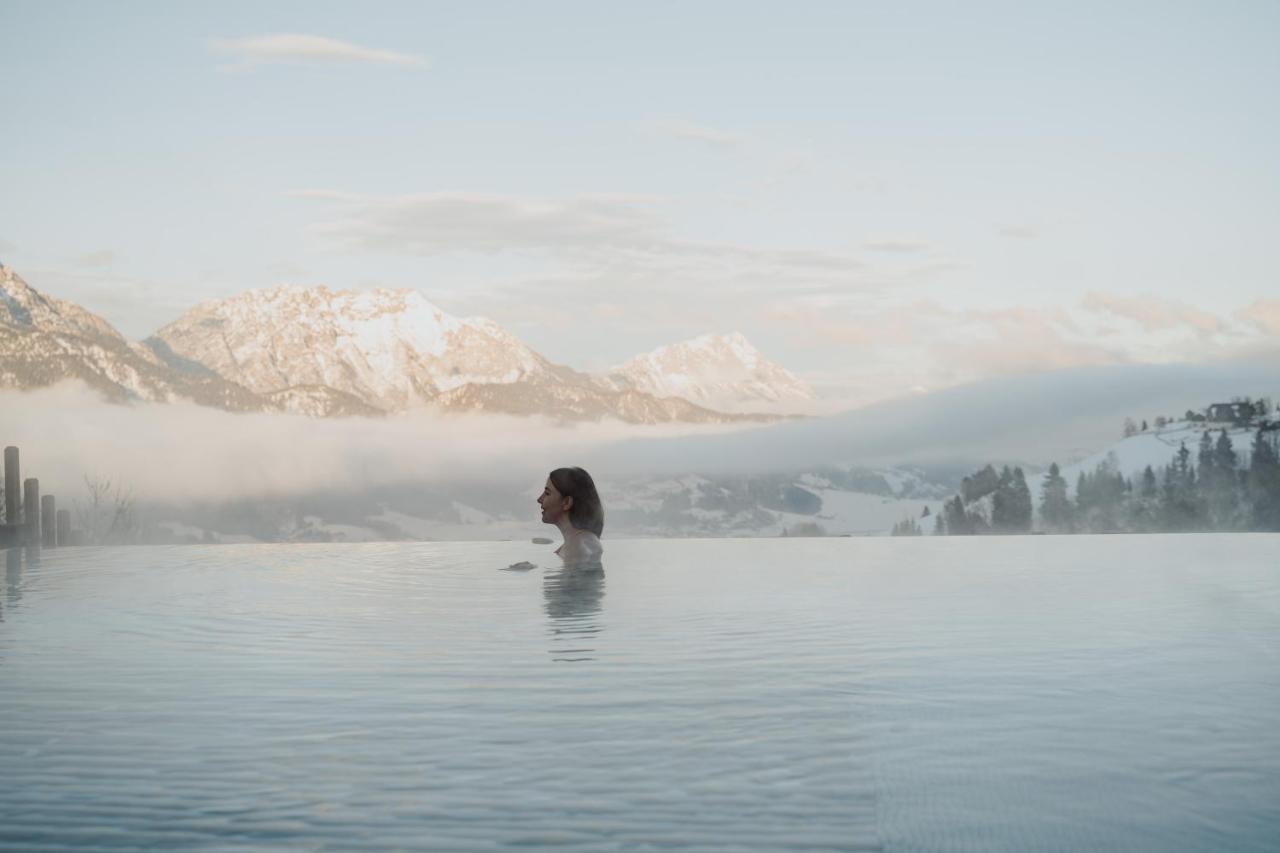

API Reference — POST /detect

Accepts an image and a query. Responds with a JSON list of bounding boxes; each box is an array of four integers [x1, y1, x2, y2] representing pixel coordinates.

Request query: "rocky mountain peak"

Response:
[[610, 331, 814, 413], [150, 283, 552, 411], [0, 264, 125, 343]]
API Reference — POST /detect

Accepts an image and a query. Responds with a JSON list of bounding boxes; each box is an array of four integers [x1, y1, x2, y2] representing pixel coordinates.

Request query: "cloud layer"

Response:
[[210, 34, 426, 70], [648, 118, 745, 149], [0, 384, 749, 504]]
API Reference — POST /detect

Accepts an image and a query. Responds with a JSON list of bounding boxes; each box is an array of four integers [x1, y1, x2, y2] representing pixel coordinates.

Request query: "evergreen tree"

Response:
[[1141, 465, 1157, 498], [1160, 441, 1204, 530], [892, 516, 922, 536], [1010, 467, 1033, 532], [1127, 464, 1160, 531], [1076, 455, 1126, 532], [962, 465, 1000, 504], [944, 495, 971, 535], [1247, 429, 1280, 531], [1198, 430, 1215, 484], [1206, 430, 1240, 529], [992, 465, 1015, 532], [933, 511, 946, 536], [1197, 430, 1222, 527], [1039, 463, 1072, 533]]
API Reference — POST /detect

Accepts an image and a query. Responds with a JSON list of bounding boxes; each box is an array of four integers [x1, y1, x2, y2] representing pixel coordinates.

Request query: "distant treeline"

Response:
[[895, 426, 1280, 535]]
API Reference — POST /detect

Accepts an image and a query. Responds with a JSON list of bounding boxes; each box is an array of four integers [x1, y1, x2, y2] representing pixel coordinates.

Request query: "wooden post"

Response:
[[56, 510, 71, 547], [4, 446, 19, 526], [42, 495, 57, 546], [23, 478, 40, 546]]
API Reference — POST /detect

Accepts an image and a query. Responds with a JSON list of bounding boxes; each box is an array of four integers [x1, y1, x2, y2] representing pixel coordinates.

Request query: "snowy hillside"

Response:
[[1060, 421, 1257, 487], [609, 332, 815, 413]]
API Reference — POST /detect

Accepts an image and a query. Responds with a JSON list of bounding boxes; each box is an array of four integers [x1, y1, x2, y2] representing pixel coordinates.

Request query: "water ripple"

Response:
[[1, 535, 1278, 850]]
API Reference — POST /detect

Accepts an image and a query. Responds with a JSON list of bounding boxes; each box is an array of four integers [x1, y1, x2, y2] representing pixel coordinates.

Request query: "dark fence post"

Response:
[[42, 495, 57, 546], [56, 510, 71, 547], [23, 478, 40, 547], [4, 446, 19, 526]]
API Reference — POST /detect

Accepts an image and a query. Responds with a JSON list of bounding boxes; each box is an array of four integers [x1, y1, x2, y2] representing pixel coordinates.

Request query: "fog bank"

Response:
[[3, 355, 1275, 508], [583, 355, 1280, 477], [0, 383, 748, 502]]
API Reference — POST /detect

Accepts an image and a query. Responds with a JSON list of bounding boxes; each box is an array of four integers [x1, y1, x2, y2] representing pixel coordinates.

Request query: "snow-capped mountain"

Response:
[[608, 332, 815, 413], [146, 284, 786, 424], [1, 266, 810, 423], [1, 264, 125, 343], [0, 264, 271, 411], [148, 286, 556, 412]]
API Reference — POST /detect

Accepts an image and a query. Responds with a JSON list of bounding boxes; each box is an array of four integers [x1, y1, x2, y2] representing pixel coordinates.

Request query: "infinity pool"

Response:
[[1, 535, 1278, 851]]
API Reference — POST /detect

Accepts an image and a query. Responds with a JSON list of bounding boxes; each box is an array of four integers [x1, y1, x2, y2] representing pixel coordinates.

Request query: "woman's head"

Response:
[[539, 467, 604, 536]]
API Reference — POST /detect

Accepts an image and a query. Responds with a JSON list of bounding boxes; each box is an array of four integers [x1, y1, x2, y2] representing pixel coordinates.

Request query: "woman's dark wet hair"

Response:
[[549, 467, 604, 537]]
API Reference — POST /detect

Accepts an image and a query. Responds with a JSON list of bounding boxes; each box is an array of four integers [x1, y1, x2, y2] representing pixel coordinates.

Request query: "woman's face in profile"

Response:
[[538, 478, 570, 524]]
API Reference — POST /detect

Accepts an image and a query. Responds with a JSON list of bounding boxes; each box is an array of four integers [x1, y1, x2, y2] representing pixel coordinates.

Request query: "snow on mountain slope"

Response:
[[1059, 422, 1258, 486], [1, 264, 126, 344], [149, 286, 556, 412], [3, 267, 815, 423], [0, 264, 270, 411], [609, 332, 815, 413], [435, 377, 784, 424], [147, 285, 793, 423]]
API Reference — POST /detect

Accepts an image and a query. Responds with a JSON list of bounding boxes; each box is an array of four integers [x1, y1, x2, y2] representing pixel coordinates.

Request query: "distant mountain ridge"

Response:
[[0, 264, 274, 412], [0, 265, 809, 423], [147, 285, 555, 413], [607, 331, 815, 413]]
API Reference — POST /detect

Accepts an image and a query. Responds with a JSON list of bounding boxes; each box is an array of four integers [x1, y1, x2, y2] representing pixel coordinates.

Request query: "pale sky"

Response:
[[3, 1, 1278, 408]]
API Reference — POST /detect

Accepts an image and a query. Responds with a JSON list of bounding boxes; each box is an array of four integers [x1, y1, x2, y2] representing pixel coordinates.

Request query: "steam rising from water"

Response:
[[0, 383, 755, 502], [3, 352, 1275, 506]]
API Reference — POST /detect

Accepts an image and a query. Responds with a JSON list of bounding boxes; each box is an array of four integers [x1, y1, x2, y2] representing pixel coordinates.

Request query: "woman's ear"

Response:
[[563, 496, 574, 512]]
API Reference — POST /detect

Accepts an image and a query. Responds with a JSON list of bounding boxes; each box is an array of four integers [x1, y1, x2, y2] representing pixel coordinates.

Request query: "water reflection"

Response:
[[5, 546, 26, 613], [543, 561, 605, 663]]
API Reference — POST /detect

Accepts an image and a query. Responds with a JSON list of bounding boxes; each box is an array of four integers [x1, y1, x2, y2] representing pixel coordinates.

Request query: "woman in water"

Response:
[[538, 467, 604, 564]]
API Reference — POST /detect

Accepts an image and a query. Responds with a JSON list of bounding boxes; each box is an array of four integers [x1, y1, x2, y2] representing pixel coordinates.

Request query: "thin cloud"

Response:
[[649, 118, 744, 149], [999, 224, 1039, 239], [1080, 292, 1224, 336], [305, 191, 663, 254], [209, 34, 426, 71], [862, 239, 929, 254], [73, 249, 117, 269], [762, 298, 1130, 408], [1236, 299, 1280, 336], [296, 190, 865, 285], [935, 308, 1126, 381]]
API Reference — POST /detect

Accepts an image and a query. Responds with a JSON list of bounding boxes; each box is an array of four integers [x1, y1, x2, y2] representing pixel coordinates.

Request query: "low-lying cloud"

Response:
[[0, 384, 752, 505], [6, 353, 1275, 519]]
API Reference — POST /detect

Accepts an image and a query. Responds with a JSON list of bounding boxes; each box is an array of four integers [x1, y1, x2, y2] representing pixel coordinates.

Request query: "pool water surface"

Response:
[[1, 535, 1278, 851]]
